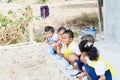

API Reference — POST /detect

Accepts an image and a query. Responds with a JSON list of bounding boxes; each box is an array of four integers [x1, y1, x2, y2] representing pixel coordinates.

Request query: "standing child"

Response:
[[78, 40, 116, 80]]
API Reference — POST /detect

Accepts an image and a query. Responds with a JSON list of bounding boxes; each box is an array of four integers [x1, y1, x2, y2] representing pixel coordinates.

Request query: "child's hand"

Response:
[[80, 55, 87, 64], [77, 72, 86, 80]]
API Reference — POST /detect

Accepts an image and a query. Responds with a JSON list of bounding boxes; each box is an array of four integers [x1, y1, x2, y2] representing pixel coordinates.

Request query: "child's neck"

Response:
[[66, 41, 73, 47]]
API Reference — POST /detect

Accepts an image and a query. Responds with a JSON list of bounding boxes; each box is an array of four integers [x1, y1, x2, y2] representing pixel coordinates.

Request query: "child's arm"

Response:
[[77, 66, 87, 80], [72, 44, 81, 56], [98, 75, 106, 80], [80, 55, 87, 64]]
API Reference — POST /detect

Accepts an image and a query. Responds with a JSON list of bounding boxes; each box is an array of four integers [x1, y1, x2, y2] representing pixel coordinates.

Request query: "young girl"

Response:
[[78, 40, 116, 80]]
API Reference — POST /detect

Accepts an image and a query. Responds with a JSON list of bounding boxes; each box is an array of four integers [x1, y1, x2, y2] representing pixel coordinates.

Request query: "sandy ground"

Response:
[[0, 42, 68, 80], [0, 0, 100, 80]]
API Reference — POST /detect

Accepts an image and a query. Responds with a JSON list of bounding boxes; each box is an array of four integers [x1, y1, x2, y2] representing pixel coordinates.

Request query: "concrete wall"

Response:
[[104, 0, 120, 44]]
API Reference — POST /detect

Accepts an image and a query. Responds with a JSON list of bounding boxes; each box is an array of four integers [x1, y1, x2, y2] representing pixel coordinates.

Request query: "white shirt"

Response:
[[61, 44, 81, 55], [94, 61, 106, 76], [86, 57, 107, 76], [48, 33, 58, 42]]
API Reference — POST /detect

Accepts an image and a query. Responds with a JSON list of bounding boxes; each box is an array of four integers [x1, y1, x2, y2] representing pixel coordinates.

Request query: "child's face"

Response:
[[46, 31, 54, 38], [81, 52, 87, 57], [62, 33, 73, 45], [58, 30, 65, 35], [58, 30, 65, 40]]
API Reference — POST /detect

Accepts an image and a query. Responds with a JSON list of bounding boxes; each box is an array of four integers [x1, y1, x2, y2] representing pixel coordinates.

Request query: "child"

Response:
[[61, 30, 81, 61], [80, 34, 94, 43], [44, 26, 58, 54], [78, 34, 95, 63], [61, 30, 81, 69], [55, 27, 66, 55], [78, 40, 116, 80], [71, 34, 95, 76], [43, 26, 50, 41], [49, 27, 66, 60]]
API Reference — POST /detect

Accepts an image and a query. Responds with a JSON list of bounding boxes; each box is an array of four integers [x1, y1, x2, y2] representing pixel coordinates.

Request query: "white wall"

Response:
[[104, 0, 120, 44]]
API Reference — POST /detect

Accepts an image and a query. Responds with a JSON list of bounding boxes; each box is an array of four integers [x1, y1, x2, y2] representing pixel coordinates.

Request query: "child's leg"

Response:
[[56, 44, 62, 55], [68, 54, 84, 71], [84, 64, 98, 80], [48, 45, 56, 55], [63, 55, 69, 61], [51, 42, 57, 51], [77, 66, 87, 80], [68, 54, 79, 64], [75, 59, 84, 71]]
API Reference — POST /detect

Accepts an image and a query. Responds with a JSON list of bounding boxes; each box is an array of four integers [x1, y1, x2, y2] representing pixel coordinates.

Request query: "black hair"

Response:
[[44, 26, 51, 32], [44, 26, 54, 33], [79, 40, 99, 61], [81, 34, 94, 43], [57, 27, 66, 33], [63, 30, 74, 38]]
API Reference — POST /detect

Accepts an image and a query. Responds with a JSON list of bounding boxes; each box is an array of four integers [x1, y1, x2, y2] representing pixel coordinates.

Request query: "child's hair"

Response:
[[79, 40, 99, 61], [45, 26, 54, 33], [57, 27, 66, 33], [63, 30, 74, 38], [44, 26, 51, 32], [81, 34, 94, 43]]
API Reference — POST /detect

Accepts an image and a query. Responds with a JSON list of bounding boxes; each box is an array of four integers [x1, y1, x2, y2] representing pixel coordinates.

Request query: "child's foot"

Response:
[[66, 65, 74, 70], [76, 72, 85, 79], [70, 69, 81, 77]]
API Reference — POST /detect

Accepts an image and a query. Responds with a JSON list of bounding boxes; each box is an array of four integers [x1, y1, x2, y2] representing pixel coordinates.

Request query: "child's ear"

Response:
[[70, 37, 73, 41]]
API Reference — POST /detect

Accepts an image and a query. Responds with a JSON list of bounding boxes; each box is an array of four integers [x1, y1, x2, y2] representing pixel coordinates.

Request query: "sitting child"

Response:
[[43, 26, 50, 41], [61, 30, 81, 69], [72, 34, 95, 76], [75, 34, 95, 69], [54, 27, 66, 55], [44, 26, 58, 54], [61, 30, 81, 60], [78, 40, 116, 80]]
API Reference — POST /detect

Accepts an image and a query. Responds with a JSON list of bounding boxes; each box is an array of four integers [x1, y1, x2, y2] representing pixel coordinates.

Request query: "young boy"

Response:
[[80, 34, 94, 43], [61, 30, 81, 68], [55, 27, 66, 55], [61, 30, 81, 61], [43, 26, 50, 41], [44, 26, 58, 54], [66, 34, 95, 77]]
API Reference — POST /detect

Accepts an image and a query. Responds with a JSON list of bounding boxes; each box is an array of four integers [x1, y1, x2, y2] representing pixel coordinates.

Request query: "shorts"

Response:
[[76, 59, 84, 70], [48, 45, 56, 55]]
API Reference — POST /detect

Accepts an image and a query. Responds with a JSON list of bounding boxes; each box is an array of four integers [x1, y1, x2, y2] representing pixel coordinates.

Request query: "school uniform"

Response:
[[62, 41, 84, 70], [48, 33, 58, 54], [84, 57, 116, 80], [62, 41, 80, 57]]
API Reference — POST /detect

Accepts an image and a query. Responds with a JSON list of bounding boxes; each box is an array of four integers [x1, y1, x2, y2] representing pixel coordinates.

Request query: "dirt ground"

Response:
[[0, 0, 98, 80], [0, 42, 68, 80]]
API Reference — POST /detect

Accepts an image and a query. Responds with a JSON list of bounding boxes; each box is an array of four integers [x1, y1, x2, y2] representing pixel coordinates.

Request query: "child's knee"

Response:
[[73, 62, 79, 69], [69, 54, 79, 64]]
